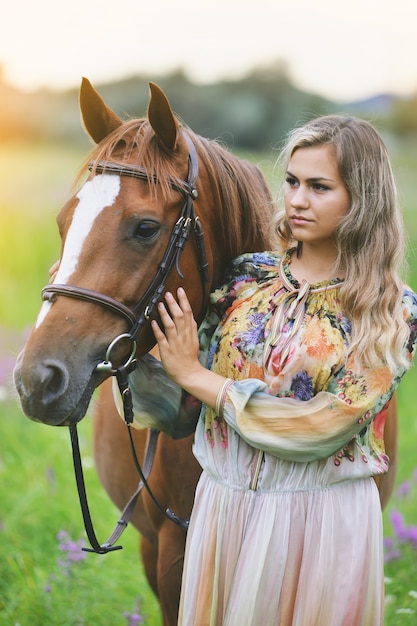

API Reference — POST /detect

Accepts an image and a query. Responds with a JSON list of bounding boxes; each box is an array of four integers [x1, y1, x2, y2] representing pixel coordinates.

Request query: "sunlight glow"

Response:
[[2, 0, 417, 101]]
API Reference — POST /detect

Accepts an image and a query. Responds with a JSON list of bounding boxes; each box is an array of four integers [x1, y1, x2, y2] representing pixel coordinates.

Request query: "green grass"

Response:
[[1, 137, 417, 624], [0, 399, 161, 626]]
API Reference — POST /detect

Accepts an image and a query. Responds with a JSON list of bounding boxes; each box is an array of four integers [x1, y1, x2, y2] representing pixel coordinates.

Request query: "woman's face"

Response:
[[284, 144, 350, 251]]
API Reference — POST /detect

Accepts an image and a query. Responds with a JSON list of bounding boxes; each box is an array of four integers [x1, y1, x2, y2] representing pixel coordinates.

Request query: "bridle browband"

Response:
[[41, 133, 210, 553]]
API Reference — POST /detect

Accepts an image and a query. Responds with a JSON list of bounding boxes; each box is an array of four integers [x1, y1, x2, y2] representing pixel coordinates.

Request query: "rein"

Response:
[[42, 133, 207, 553]]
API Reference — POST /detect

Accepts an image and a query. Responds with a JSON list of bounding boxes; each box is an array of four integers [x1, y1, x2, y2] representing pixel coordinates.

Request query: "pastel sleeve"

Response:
[[219, 363, 408, 462], [114, 355, 201, 439], [219, 287, 417, 462]]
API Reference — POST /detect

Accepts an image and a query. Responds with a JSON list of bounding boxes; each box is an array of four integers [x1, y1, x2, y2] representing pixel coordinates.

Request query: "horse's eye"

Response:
[[132, 220, 160, 241]]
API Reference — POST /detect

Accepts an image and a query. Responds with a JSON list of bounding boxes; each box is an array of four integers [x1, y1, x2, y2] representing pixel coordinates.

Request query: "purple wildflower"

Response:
[[384, 470, 417, 561], [123, 611, 143, 625], [123, 599, 145, 625], [0, 355, 16, 386], [390, 510, 409, 542], [396, 481, 411, 498], [57, 531, 87, 565], [384, 548, 401, 562], [407, 525, 417, 547], [383, 537, 401, 562]]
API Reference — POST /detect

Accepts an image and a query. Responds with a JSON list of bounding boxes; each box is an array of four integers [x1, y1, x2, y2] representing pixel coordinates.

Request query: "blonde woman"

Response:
[[150, 115, 417, 625]]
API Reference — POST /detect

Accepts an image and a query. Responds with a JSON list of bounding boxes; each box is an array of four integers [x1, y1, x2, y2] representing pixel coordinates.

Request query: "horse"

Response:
[[14, 79, 398, 626], [13, 77, 275, 625]]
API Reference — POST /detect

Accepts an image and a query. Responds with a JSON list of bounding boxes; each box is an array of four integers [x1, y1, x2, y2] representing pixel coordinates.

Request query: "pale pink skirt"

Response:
[[178, 474, 384, 626]]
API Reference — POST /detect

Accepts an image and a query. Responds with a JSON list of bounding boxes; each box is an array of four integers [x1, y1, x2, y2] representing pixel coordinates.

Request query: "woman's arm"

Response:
[[154, 289, 412, 464]]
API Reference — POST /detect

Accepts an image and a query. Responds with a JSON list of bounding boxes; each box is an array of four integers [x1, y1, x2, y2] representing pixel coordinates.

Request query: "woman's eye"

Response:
[[285, 176, 298, 187], [132, 220, 160, 241], [312, 183, 330, 191]]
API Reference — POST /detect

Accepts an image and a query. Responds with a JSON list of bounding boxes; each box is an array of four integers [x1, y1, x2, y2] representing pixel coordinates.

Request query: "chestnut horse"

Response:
[[14, 78, 275, 624], [14, 79, 398, 626]]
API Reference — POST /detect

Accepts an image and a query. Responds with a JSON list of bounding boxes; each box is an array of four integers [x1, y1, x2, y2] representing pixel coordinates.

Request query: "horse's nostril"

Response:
[[41, 360, 70, 406]]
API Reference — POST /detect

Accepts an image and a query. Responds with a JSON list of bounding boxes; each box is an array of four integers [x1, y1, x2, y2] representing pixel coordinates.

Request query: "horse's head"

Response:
[[14, 78, 273, 426]]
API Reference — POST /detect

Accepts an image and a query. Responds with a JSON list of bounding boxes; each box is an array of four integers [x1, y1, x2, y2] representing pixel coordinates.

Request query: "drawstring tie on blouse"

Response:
[[263, 255, 341, 371], [263, 279, 310, 370]]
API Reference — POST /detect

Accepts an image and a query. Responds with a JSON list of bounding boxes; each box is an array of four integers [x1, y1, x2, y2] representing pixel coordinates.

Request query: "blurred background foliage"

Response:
[[1, 60, 417, 150]]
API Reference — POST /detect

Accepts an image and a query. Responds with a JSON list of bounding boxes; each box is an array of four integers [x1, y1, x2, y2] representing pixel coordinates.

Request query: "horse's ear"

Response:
[[79, 77, 122, 144], [147, 82, 179, 152]]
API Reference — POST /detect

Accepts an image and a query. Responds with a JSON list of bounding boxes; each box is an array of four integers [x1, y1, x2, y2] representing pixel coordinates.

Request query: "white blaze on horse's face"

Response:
[[35, 174, 121, 329]]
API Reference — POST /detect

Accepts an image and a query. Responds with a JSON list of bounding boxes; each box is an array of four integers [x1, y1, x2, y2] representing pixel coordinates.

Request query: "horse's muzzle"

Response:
[[13, 350, 97, 426]]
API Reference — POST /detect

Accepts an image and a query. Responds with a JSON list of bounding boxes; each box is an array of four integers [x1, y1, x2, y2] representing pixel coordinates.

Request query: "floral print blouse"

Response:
[[196, 249, 417, 478]]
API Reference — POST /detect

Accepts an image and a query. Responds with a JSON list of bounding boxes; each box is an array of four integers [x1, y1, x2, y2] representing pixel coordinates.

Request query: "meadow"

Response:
[[1, 137, 417, 625]]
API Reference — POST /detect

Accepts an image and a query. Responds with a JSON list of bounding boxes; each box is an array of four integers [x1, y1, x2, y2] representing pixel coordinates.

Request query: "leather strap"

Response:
[[51, 131, 201, 552], [70, 424, 161, 554]]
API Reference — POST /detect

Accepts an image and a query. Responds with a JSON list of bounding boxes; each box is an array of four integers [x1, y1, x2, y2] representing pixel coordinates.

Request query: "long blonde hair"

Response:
[[273, 115, 409, 372]]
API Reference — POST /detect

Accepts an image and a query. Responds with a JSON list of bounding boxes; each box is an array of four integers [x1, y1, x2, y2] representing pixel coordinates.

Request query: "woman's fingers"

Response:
[[161, 289, 195, 331], [157, 298, 176, 330], [151, 318, 165, 341], [163, 292, 183, 325], [176, 287, 193, 312], [174, 288, 198, 334], [151, 288, 199, 386], [164, 288, 192, 321], [152, 288, 195, 343]]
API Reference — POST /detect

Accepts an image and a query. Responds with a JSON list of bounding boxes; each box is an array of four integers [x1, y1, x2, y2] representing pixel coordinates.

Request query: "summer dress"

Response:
[[175, 250, 417, 626]]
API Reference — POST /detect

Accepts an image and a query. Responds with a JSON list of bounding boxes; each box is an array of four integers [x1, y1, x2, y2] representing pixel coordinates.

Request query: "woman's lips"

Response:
[[290, 215, 311, 225]]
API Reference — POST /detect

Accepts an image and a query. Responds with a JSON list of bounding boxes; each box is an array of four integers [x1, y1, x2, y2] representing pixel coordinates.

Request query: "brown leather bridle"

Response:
[[42, 133, 208, 347], [41, 133, 209, 553]]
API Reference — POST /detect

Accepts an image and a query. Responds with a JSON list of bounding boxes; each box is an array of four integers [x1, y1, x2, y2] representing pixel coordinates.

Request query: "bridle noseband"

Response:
[[41, 133, 210, 553]]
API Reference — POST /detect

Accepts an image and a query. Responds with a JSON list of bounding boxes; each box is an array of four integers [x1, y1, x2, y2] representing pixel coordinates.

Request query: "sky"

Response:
[[1, 0, 417, 102]]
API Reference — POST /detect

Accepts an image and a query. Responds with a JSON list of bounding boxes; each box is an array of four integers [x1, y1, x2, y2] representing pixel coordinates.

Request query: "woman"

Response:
[[148, 115, 417, 625]]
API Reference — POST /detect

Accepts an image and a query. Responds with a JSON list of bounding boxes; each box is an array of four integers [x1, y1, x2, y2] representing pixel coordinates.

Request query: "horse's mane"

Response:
[[77, 118, 275, 260]]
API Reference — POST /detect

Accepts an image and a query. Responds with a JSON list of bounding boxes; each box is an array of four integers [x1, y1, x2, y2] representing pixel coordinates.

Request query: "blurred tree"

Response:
[[387, 92, 417, 136], [0, 62, 407, 148]]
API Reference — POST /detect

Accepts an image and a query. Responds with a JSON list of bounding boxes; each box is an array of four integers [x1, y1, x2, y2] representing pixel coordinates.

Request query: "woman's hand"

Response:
[[151, 288, 201, 388], [151, 287, 227, 409]]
